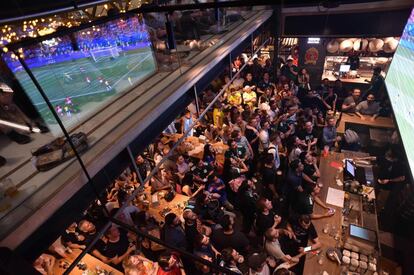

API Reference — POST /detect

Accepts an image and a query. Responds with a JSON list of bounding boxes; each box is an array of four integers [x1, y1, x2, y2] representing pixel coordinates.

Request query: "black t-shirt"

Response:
[[303, 163, 318, 181], [377, 156, 405, 180], [194, 201, 224, 224], [301, 96, 322, 110], [192, 163, 214, 180], [323, 94, 336, 110], [256, 211, 276, 236], [211, 229, 250, 253], [137, 160, 151, 179], [347, 56, 360, 70], [334, 87, 348, 99], [258, 80, 273, 91], [238, 190, 257, 218], [244, 80, 257, 88], [245, 128, 259, 153], [262, 166, 276, 187], [292, 192, 314, 216], [290, 219, 318, 247], [277, 121, 290, 134], [286, 169, 303, 194], [62, 230, 96, 246], [95, 229, 130, 260], [298, 129, 317, 144], [185, 222, 199, 251], [61, 231, 81, 245]]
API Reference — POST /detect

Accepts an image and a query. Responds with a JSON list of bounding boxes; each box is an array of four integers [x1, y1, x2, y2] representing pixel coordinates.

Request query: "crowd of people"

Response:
[[34, 52, 402, 275]]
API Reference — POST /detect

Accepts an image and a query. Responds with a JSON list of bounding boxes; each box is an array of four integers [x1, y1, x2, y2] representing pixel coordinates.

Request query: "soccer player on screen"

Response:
[[64, 72, 73, 81], [104, 80, 112, 91]]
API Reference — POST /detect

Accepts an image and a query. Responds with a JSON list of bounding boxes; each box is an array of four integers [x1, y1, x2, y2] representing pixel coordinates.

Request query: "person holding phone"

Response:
[[285, 215, 321, 274], [264, 227, 302, 265]]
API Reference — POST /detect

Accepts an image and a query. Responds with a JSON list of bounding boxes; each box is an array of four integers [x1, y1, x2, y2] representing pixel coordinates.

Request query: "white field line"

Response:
[[33, 53, 154, 106]]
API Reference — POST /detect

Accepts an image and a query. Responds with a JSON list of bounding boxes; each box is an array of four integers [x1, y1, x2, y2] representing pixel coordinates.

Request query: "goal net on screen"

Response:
[[89, 46, 120, 62]]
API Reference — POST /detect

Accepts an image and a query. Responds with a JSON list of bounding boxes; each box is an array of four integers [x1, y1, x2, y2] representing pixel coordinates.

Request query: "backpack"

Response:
[[344, 129, 360, 144]]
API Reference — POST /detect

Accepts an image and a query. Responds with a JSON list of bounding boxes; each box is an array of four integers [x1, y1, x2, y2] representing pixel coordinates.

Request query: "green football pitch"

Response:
[[14, 47, 156, 124]]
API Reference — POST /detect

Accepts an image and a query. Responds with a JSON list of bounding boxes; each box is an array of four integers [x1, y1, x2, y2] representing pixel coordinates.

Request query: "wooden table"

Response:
[[140, 187, 190, 223], [53, 248, 123, 275], [337, 113, 394, 134], [303, 152, 344, 275]]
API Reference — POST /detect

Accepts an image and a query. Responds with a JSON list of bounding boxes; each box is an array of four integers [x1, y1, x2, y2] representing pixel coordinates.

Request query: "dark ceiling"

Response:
[[0, 0, 107, 21], [0, 0, 389, 23]]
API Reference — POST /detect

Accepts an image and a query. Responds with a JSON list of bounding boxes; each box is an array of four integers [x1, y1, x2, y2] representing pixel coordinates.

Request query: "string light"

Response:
[[0, 0, 147, 46]]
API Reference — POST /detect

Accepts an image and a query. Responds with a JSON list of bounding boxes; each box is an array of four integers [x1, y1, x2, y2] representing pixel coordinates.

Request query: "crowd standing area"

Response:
[[33, 54, 406, 275]]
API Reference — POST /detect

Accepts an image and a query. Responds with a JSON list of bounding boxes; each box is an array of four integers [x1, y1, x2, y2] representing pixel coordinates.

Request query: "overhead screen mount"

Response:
[[384, 7, 414, 181]]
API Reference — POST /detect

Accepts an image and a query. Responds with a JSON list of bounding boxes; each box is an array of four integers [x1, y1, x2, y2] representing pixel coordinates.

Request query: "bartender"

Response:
[[364, 67, 386, 101], [355, 146, 406, 190], [346, 51, 360, 70]]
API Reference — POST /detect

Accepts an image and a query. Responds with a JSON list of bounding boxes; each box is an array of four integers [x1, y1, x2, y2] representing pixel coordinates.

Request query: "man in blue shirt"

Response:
[[322, 117, 341, 149]]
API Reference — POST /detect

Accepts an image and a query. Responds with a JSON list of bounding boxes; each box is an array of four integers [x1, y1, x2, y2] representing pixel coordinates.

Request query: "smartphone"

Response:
[[304, 246, 312, 252]]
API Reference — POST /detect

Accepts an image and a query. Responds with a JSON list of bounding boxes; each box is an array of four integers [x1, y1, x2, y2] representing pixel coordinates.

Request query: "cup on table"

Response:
[[323, 223, 330, 234]]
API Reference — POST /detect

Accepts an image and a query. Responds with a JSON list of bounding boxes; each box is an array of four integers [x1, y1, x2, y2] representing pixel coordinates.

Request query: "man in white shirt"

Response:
[[258, 121, 270, 153], [267, 134, 281, 170], [264, 227, 301, 264]]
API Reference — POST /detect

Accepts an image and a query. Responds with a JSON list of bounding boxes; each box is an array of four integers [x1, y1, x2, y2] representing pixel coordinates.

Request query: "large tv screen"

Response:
[[385, 8, 414, 177], [3, 15, 156, 134]]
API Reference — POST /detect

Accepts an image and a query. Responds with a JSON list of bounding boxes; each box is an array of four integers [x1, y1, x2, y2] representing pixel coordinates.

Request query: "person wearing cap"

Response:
[[247, 252, 271, 275], [280, 57, 298, 83], [242, 86, 257, 108]]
